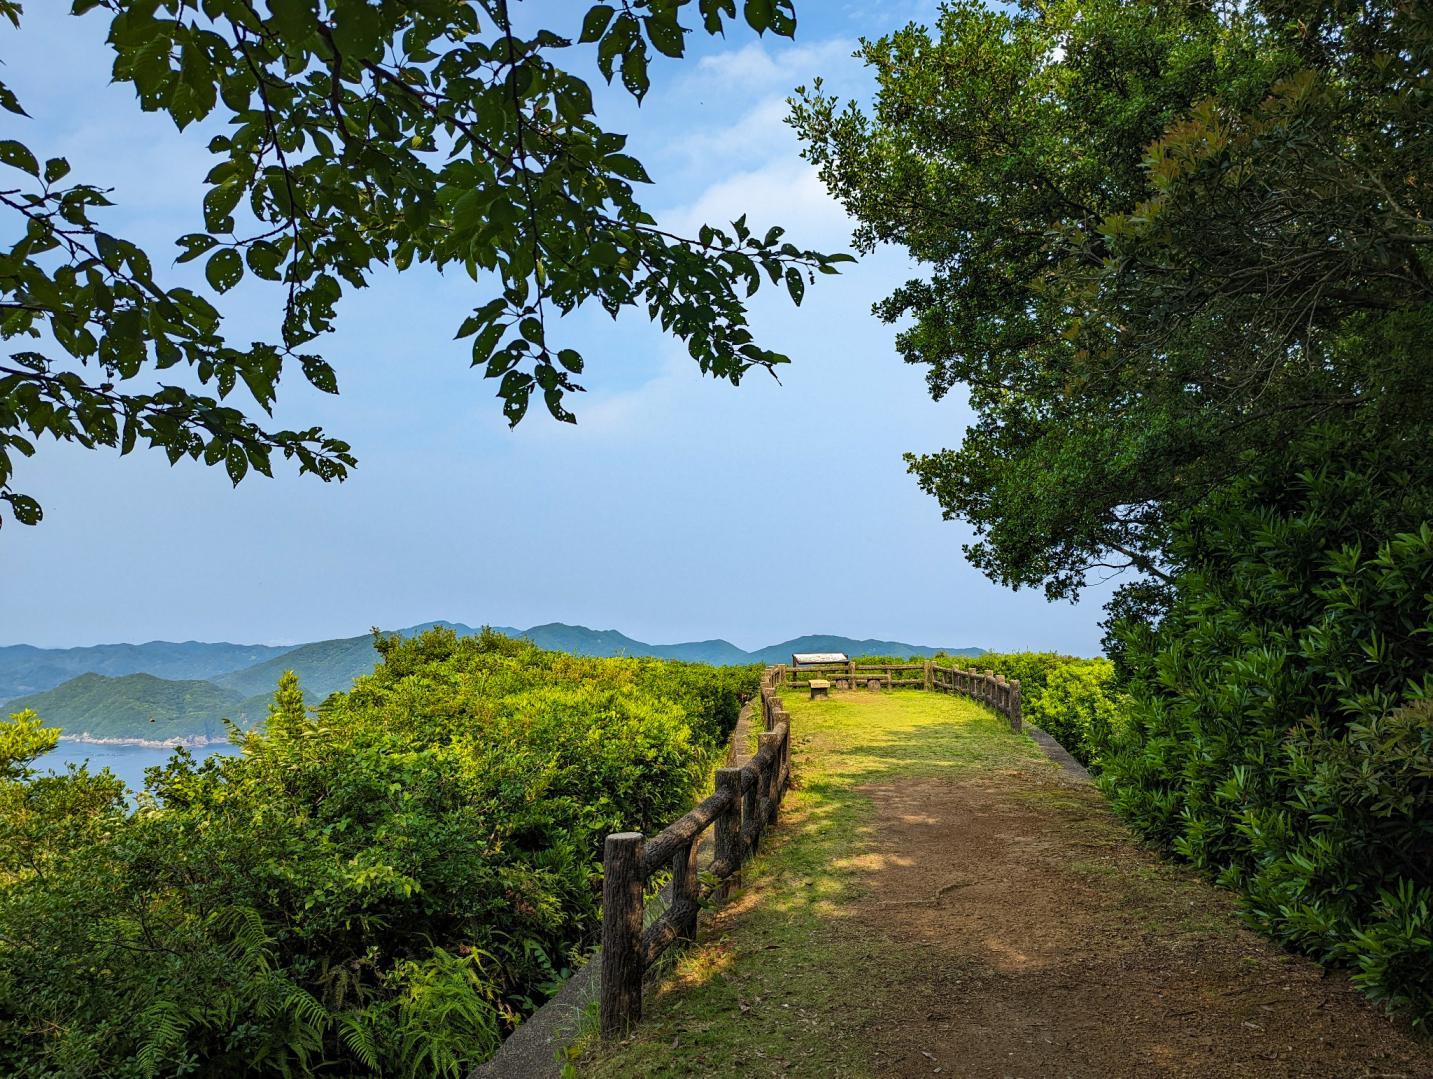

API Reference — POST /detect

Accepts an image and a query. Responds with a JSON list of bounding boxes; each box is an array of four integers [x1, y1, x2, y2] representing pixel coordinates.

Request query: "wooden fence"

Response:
[[599, 665, 792, 1037], [927, 663, 1023, 732], [598, 658, 1020, 1038], [775, 660, 1023, 732]]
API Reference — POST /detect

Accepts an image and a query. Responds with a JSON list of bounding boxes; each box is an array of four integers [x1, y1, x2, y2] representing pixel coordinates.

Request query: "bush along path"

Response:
[[577, 689, 1433, 1077]]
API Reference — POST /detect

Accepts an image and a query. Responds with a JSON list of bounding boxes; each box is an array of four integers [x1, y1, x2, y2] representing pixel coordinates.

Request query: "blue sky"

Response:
[[2, 3, 1117, 654]]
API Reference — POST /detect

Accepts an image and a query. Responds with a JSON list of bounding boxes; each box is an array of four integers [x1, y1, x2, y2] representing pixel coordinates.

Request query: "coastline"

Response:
[[59, 733, 229, 751]]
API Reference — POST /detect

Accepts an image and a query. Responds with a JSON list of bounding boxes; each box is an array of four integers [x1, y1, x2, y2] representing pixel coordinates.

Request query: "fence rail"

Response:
[[775, 661, 1023, 729], [927, 663, 1023, 732], [599, 665, 792, 1037], [598, 658, 1020, 1039]]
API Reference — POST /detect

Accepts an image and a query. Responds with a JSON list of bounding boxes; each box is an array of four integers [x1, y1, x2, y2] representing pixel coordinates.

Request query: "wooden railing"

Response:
[[780, 660, 928, 689], [928, 663, 1023, 732], [599, 665, 792, 1037], [775, 661, 1022, 731]]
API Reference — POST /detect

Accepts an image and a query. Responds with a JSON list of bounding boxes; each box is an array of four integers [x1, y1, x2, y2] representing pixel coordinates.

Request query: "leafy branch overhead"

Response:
[[0, 0, 850, 526]]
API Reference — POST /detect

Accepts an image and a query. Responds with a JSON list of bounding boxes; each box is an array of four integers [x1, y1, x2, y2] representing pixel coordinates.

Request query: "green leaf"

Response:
[[269, 0, 317, 46], [743, 0, 774, 34], [0, 138, 39, 176], [0, 80, 28, 117], [203, 180, 244, 232], [176, 233, 220, 264], [301, 356, 339, 394], [784, 265, 804, 306], [579, 5, 615, 44], [620, 46, 649, 99], [206, 248, 244, 293], [4, 493, 42, 526], [332, 0, 384, 63], [225, 445, 249, 485], [644, 15, 686, 59]]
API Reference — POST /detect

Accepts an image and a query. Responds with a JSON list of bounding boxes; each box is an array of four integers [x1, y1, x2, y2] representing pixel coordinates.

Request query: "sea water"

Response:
[[31, 740, 241, 795]]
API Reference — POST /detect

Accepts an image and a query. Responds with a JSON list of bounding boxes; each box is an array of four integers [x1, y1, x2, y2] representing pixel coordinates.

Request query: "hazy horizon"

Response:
[[0, 618, 997, 657]]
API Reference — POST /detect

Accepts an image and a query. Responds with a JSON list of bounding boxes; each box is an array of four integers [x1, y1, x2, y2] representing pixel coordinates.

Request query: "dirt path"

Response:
[[583, 690, 1433, 1078], [853, 775, 1430, 1077]]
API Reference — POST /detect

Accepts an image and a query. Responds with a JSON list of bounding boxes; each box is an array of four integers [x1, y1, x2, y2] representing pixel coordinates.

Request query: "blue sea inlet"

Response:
[[33, 741, 241, 795]]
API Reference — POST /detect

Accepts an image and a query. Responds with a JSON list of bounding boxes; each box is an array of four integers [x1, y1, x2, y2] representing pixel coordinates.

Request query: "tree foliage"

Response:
[[791, 0, 1432, 598], [0, 628, 758, 1075], [0, 0, 850, 526]]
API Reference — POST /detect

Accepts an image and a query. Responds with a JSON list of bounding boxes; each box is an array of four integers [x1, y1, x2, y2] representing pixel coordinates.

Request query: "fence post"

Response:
[[773, 710, 790, 790], [1009, 679, 1023, 733], [600, 832, 645, 1037], [742, 761, 760, 856], [672, 838, 700, 942], [923, 659, 932, 691], [715, 768, 742, 896], [760, 731, 781, 824]]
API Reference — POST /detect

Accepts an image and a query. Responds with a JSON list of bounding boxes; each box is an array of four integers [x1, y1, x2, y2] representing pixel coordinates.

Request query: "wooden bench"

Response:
[[809, 679, 831, 700]]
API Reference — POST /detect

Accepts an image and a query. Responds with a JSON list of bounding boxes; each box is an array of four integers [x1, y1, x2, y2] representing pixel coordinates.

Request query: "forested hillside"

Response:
[[0, 641, 293, 700], [0, 628, 757, 1076], [7, 673, 254, 742]]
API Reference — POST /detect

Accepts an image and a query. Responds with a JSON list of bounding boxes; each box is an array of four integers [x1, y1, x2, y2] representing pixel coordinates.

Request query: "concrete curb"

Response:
[[1026, 723, 1093, 782]]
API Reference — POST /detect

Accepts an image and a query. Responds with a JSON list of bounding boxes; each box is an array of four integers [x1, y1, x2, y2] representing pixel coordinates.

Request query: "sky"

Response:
[[1, 3, 1118, 655]]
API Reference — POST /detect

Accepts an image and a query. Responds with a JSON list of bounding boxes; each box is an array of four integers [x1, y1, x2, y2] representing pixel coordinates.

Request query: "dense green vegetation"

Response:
[[0, 629, 758, 1076], [6, 672, 254, 743], [1097, 430, 1433, 1023], [977, 654, 1126, 768], [796, 0, 1433, 1026]]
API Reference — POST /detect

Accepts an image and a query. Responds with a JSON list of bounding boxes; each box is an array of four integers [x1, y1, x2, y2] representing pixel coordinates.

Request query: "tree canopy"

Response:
[[791, 0, 1433, 600], [0, 0, 850, 527]]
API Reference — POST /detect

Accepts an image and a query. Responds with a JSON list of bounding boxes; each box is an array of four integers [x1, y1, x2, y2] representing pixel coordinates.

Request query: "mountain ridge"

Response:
[[6, 623, 984, 741]]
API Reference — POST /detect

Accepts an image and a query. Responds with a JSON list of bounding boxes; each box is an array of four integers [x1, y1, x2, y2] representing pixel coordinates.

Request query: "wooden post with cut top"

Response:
[[600, 832, 645, 1037]]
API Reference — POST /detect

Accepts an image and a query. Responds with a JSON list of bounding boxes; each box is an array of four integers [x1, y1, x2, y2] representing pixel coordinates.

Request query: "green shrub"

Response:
[[0, 629, 757, 1076], [977, 653, 1128, 766], [1102, 431, 1433, 1026]]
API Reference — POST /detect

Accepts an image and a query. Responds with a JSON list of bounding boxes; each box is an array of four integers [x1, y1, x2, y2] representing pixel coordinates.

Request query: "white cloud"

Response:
[[667, 95, 796, 170], [661, 156, 850, 250], [692, 38, 856, 89]]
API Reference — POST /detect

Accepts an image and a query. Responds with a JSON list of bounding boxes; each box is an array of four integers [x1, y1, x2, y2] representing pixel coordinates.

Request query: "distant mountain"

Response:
[[0, 640, 295, 700], [209, 621, 516, 701], [6, 622, 983, 741], [8, 673, 255, 742], [514, 623, 752, 666], [748, 635, 985, 665]]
